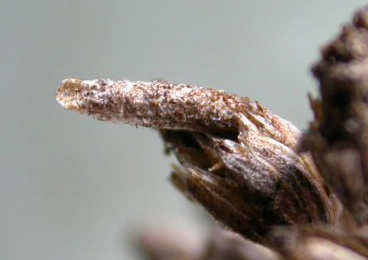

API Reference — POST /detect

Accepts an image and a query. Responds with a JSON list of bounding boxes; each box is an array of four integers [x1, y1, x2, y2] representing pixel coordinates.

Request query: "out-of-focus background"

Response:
[[1, 1, 367, 259]]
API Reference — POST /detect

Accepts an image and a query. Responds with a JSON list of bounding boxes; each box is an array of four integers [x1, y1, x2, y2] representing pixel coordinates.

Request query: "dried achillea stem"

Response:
[[56, 78, 339, 243]]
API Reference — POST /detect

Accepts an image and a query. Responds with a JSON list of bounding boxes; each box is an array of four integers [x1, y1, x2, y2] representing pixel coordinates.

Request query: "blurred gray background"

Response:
[[1, 1, 367, 259]]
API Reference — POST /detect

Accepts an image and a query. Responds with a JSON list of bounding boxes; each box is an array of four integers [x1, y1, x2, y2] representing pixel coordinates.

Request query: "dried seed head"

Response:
[[300, 5, 368, 224], [57, 78, 339, 243], [164, 120, 338, 243]]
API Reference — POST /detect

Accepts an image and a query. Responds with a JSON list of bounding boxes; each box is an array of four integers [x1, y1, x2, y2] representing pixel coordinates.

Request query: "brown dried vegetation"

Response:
[[56, 5, 368, 260]]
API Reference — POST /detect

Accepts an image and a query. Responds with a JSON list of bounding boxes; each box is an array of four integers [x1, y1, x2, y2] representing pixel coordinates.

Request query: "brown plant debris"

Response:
[[300, 5, 368, 225], [55, 5, 368, 259], [56, 78, 299, 146], [56, 78, 338, 244]]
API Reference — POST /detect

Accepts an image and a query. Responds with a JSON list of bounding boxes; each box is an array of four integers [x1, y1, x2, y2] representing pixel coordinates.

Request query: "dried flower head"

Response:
[[57, 78, 339, 243], [54, 4, 368, 260], [300, 5, 368, 225]]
